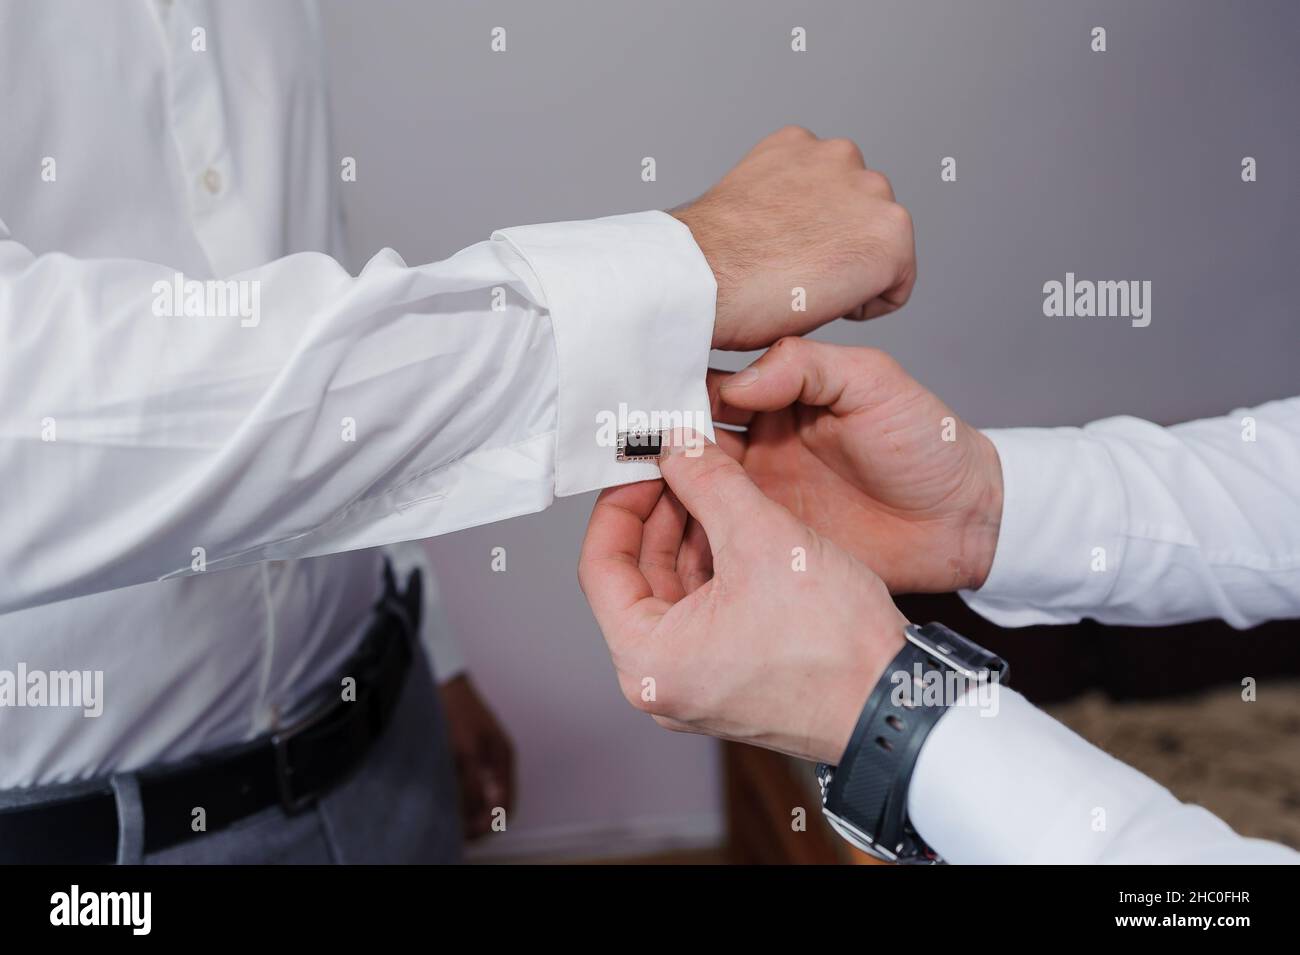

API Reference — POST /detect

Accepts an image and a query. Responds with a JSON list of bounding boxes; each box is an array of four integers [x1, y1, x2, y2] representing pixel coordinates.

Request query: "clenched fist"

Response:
[[679, 126, 917, 351]]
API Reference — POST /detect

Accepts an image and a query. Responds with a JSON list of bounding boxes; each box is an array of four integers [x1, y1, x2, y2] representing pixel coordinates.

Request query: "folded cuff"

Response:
[[492, 211, 717, 497]]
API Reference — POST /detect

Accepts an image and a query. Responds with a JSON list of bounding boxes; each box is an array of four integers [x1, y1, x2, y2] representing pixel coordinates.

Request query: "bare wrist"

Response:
[[819, 614, 908, 765], [670, 203, 735, 349], [964, 432, 1004, 590]]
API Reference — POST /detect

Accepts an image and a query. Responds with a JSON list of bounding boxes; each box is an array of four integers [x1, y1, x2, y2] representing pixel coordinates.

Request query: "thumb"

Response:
[[659, 430, 777, 551], [718, 337, 884, 415]]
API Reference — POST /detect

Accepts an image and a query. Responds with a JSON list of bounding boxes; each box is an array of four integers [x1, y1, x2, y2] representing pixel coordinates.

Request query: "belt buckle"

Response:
[[269, 707, 332, 815]]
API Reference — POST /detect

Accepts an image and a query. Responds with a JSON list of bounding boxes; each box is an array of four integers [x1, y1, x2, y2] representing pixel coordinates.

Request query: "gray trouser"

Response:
[[2, 644, 464, 864]]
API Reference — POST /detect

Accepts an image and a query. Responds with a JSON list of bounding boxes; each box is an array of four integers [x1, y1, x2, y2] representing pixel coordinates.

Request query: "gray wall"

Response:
[[320, 0, 1299, 856]]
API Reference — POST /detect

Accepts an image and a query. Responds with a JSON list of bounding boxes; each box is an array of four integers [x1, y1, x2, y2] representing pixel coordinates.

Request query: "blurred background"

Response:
[[319, 0, 1300, 862]]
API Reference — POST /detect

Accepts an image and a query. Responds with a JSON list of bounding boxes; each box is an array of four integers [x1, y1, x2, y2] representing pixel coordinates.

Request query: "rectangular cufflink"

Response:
[[616, 430, 665, 462]]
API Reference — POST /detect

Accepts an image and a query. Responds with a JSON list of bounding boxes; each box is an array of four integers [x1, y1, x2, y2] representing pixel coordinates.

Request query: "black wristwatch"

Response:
[[815, 622, 1008, 864]]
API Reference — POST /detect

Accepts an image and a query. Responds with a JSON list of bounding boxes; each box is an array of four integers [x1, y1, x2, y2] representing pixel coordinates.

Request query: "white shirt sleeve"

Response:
[[960, 396, 1300, 629], [0, 210, 715, 614], [927, 400, 1300, 862], [908, 686, 1299, 863]]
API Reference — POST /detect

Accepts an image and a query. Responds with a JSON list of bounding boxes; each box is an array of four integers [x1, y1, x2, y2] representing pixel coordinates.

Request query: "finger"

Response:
[[706, 368, 754, 428], [840, 200, 915, 321], [676, 516, 714, 594], [659, 431, 778, 555], [824, 137, 867, 170], [854, 290, 910, 321], [859, 259, 917, 320], [639, 486, 689, 603], [860, 167, 896, 201], [871, 204, 916, 310], [713, 426, 746, 462], [745, 393, 802, 446], [842, 291, 907, 321], [717, 337, 889, 416], [844, 285, 913, 322], [747, 124, 817, 157], [579, 481, 672, 640]]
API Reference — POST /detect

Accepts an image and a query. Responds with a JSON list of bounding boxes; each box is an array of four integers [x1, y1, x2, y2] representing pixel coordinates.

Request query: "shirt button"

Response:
[[201, 168, 223, 195]]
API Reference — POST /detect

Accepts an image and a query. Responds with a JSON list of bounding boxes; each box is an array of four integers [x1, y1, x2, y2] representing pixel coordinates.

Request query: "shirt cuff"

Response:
[[958, 427, 1127, 627], [492, 211, 717, 497]]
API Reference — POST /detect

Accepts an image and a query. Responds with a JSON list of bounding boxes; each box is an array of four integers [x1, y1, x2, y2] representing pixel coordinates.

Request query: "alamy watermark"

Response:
[[596, 403, 710, 457], [0, 663, 103, 717], [1043, 272, 1151, 328], [890, 663, 1003, 717], [152, 272, 261, 327], [50, 885, 150, 935]]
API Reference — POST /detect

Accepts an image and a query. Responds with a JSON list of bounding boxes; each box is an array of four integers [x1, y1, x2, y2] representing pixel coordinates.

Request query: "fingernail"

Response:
[[725, 368, 761, 388]]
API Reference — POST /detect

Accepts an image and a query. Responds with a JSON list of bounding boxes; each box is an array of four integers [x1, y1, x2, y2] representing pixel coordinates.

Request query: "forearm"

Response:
[[1, 212, 715, 612], [962, 397, 1300, 629], [909, 686, 1298, 863]]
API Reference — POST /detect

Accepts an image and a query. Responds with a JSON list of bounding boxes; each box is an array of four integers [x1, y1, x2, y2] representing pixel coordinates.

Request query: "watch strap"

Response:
[[821, 639, 950, 862]]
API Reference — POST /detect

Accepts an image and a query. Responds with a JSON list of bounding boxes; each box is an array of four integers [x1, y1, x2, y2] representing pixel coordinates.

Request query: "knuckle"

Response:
[[772, 334, 808, 360], [775, 123, 815, 142], [869, 202, 914, 252], [892, 269, 916, 304], [883, 201, 914, 238], [862, 168, 894, 197], [825, 136, 863, 157]]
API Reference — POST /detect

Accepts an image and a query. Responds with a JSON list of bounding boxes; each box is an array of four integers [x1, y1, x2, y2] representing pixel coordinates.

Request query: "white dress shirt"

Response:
[[909, 397, 1300, 862], [0, 1, 714, 787]]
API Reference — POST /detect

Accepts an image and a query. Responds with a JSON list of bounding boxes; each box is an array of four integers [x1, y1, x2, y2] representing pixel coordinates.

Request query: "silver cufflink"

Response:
[[616, 430, 665, 462]]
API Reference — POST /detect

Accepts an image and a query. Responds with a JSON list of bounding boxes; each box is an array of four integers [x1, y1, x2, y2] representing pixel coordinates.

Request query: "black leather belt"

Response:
[[0, 565, 421, 865]]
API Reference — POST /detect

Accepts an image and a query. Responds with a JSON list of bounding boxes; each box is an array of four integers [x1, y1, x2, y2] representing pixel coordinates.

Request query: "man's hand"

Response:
[[675, 126, 916, 351], [709, 339, 1004, 593], [439, 674, 515, 840], [579, 435, 906, 765]]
